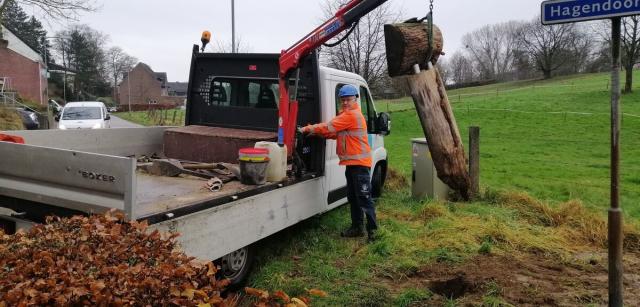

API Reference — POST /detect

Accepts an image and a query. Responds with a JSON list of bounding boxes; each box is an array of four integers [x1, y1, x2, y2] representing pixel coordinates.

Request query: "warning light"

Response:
[[249, 65, 257, 71]]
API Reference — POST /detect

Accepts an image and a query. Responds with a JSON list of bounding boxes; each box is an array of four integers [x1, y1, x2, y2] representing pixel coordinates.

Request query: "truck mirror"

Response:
[[105, 114, 111, 121], [376, 112, 391, 136]]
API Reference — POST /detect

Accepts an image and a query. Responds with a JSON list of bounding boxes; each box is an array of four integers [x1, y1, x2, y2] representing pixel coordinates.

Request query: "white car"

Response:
[[56, 101, 111, 130]]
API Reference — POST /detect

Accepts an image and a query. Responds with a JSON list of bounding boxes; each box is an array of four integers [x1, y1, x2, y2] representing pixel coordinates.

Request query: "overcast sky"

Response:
[[36, 0, 544, 82]]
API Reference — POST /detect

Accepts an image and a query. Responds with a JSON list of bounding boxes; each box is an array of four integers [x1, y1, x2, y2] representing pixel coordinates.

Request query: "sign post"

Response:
[[540, 1, 638, 306]]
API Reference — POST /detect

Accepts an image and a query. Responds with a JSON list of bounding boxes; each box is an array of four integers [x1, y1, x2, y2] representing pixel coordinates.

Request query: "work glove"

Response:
[[297, 126, 308, 135]]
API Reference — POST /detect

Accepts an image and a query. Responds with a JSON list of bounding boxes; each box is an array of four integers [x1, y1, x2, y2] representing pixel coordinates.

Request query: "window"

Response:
[[334, 84, 376, 133], [61, 107, 102, 120], [359, 86, 376, 133], [209, 78, 278, 109]]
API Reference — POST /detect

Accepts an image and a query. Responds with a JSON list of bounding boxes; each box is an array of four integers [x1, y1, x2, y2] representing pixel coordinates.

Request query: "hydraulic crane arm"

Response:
[[277, 0, 389, 154]]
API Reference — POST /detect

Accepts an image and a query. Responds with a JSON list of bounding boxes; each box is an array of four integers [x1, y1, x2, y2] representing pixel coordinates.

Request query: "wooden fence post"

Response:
[[469, 126, 480, 199]]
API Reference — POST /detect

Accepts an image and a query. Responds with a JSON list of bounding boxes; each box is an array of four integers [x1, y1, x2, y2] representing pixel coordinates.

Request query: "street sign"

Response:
[[541, 0, 640, 25]]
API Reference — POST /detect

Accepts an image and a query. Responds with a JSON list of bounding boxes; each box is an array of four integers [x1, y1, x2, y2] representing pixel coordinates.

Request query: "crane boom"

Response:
[[277, 0, 389, 154]]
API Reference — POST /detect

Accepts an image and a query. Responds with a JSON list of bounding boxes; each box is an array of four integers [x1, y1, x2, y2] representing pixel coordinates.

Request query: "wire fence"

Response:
[[382, 80, 640, 119]]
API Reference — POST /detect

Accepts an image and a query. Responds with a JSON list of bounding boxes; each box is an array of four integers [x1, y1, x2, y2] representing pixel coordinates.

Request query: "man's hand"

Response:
[[297, 126, 309, 135]]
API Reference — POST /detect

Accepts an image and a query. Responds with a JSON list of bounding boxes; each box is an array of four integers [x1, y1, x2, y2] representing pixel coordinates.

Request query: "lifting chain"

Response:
[[427, 0, 435, 61]]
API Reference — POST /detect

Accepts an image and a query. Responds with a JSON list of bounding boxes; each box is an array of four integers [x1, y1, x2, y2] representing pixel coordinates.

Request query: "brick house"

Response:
[[117, 63, 184, 109], [0, 26, 48, 105]]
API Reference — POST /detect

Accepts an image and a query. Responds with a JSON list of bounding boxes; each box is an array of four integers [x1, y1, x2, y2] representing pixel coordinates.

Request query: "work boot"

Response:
[[367, 230, 377, 243], [340, 226, 365, 238]]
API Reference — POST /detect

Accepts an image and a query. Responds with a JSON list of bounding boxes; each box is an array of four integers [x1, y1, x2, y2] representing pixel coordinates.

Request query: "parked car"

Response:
[[55, 101, 111, 129], [15, 107, 40, 130], [107, 106, 117, 113]]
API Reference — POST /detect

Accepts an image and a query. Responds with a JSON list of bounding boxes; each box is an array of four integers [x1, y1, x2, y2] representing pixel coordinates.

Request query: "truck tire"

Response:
[[371, 163, 385, 198], [219, 245, 254, 290]]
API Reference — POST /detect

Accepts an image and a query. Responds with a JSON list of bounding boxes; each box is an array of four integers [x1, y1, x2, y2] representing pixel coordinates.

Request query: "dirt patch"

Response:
[[385, 252, 640, 306], [384, 168, 407, 192]]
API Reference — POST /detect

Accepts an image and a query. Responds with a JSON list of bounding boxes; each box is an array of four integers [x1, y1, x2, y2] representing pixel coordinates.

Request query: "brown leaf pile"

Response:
[[0, 210, 234, 306]]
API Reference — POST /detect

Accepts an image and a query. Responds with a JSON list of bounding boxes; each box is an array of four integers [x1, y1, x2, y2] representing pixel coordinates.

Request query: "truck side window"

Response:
[[335, 84, 375, 133], [211, 80, 231, 106], [359, 86, 376, 133]]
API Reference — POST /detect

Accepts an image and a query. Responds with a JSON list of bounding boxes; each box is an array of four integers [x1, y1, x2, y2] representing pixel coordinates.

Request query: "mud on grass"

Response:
[[382, 252, 640, 307]]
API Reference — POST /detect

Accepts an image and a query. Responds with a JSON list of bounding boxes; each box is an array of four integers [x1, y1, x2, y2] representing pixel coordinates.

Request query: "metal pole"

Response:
[[469, 126, 480, 199], [608, 16, 623, 307], [127, 72, 132, 113], [62, 39, 66, 102], [231, 0, 236, 53]]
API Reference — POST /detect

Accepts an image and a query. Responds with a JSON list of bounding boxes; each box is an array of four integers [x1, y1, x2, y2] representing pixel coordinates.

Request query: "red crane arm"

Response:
[[277, 0, 389, 155]]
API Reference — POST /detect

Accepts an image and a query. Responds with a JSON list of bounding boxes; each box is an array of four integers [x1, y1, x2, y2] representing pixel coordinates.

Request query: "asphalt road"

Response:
[[109, 115, 143, 128]]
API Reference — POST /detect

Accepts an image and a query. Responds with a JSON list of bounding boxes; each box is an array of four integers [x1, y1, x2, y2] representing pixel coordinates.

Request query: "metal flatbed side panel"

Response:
[[134, 174, 276, 218], [0, 142, 136, 217], [152, 177, 326, 261], [8, 127, 168, 157]]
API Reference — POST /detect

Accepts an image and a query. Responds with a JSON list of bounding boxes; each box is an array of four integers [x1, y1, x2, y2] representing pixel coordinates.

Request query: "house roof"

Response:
[[47, 62, 77, 75], [1, 24, 42, 55], [1, 25, 43, 63], [167, 82, 188, 93]]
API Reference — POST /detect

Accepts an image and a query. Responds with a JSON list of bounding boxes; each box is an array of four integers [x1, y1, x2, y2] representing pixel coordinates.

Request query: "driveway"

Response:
[[109, 115, 143, 128]]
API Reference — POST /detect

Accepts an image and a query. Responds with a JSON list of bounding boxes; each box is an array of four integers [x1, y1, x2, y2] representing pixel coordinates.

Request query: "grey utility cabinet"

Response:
[[411, 138, 450, 200]]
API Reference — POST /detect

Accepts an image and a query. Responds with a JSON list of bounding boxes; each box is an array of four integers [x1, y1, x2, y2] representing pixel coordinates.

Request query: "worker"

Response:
[[300, 84, 378, 242]]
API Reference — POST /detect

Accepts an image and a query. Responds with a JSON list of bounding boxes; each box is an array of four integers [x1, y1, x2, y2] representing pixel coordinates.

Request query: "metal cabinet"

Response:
[[411, 138, 450, 200]]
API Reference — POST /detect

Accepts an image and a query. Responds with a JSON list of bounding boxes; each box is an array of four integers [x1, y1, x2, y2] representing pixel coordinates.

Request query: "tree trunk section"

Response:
[[624, 65, 633, 93], [384, 22, 444, 77], [406, 68, 471, 200]]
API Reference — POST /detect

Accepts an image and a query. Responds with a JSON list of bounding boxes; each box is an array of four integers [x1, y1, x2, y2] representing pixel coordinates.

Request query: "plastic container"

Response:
[[239, 160, 269, 185], [238, 148, 269, 162], [255, 142, 287, 182]]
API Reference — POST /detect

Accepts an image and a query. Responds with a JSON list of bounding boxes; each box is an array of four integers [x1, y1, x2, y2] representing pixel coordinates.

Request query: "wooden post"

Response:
[[469, 126, 480, 199], [406, 68, 471, 199]]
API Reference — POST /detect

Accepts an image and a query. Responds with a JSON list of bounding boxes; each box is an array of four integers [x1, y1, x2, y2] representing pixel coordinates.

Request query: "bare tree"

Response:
[[0, 0, 95, 38], [462, 21, 522, 81], [106, 46, 137, 100], [593, 17, 640, 92], [517, 17, 578, 79], [320, 0, 398, 95], [213, 36, 252, 53], [448, 51, 475, 85]]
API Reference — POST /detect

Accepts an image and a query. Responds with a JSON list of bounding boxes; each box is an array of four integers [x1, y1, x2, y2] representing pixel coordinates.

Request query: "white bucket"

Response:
[[254, 142, 287, 182]]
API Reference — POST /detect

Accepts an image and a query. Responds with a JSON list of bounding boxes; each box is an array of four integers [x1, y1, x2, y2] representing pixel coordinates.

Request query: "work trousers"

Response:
[[345, 165, 378, 232]]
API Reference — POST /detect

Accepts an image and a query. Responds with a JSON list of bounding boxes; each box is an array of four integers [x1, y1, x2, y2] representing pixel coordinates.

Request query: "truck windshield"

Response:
[[209, 78, 279, 109], [62, 107, 102, 120]]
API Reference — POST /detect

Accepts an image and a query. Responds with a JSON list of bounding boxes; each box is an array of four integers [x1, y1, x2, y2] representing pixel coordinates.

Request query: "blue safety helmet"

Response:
[[338, 84, 359, 98]]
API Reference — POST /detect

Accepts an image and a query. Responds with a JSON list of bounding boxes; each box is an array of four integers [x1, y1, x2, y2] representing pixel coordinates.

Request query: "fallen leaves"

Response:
[[0, 210, 233, 306], [0, 210, 327, 306], [244, 288, 327, 307]]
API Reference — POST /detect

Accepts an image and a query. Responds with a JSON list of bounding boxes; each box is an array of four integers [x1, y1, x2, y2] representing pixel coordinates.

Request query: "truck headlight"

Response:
[[58, 124, 67, 130], [92, 123, 102, 129]]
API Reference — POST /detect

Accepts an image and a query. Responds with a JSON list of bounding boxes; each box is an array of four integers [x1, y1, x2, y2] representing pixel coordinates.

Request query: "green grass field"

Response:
[[115, 109, 185, 126], [244, 71, 640, 306]]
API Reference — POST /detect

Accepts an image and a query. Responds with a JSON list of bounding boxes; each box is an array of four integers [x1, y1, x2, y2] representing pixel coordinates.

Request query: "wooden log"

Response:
[[384, 22, 444, 77], [406, 68, 471, 200]]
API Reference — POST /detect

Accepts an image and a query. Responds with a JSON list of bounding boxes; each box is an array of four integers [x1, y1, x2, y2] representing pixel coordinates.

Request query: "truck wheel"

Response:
[[219, 245, 254, 290], [371, 164, 384, 198]]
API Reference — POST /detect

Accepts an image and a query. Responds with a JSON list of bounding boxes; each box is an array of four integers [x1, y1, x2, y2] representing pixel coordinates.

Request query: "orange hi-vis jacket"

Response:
[[304, 103, 372, 168]]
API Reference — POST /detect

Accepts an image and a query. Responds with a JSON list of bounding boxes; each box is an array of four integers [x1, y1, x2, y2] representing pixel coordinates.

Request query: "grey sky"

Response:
[[38, 0, 544, 82]]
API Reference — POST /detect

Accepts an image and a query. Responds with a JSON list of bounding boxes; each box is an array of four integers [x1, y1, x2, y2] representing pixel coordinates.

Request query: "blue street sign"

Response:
[[542, 0, 640, 25]]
